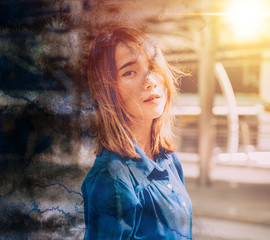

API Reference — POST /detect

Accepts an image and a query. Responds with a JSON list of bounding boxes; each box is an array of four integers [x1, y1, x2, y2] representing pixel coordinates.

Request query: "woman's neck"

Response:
[[129, 119, 153, 160]]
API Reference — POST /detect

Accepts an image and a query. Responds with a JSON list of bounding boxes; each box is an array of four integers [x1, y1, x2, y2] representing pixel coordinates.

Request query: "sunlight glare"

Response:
[[226, 0, 269, 41]]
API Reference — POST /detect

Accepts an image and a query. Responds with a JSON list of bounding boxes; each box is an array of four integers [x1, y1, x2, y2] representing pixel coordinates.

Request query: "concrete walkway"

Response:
[[186, 179, 270, 239], [193, 217, 270, 240]]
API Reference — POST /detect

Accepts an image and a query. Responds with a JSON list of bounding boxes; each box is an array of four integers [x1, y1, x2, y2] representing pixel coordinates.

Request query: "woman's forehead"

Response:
[[116, 41, 143, 56], [115, 41, 148, 69]]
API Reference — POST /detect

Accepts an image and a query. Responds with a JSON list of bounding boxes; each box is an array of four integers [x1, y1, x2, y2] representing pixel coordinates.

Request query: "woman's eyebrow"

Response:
[[119, 61, 136, 71]]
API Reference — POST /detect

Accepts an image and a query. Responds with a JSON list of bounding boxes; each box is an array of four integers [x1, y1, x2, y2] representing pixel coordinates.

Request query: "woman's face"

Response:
[[115, 41, 167, 124]]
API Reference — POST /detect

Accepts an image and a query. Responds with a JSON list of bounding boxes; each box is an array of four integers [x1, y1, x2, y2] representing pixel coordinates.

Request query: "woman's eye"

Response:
[[147, 64, 155, 75], [149, 64, 154, 71], [148, 63, 157, 74], [122, 71, 136, 77]]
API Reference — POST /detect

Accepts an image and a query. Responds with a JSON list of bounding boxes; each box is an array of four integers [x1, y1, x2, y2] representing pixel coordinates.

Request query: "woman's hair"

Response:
[[88, 26, 178, 158]]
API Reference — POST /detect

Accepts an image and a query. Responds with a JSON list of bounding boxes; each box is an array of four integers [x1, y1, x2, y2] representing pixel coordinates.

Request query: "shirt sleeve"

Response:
[[81, 173, 141, 240]]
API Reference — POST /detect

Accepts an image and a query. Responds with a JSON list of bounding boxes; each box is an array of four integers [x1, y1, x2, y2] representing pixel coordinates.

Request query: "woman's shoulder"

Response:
[[81, 149, 139, 208], [82, 149, 133, 187], [170, 151, 185, 185]]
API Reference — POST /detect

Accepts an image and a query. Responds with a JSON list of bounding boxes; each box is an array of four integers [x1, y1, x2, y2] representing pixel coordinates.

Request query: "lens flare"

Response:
[[225, 0, 270, 41]]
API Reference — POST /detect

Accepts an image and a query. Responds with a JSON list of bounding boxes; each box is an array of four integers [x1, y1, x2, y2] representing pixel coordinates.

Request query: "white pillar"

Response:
[[198, 19, 217, 185], [260, 51, 270, 107], [258, 51, 270, 151]]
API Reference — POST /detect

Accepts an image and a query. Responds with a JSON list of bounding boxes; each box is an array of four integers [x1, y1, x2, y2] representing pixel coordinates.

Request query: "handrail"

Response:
[[214, 62, 239, 153]]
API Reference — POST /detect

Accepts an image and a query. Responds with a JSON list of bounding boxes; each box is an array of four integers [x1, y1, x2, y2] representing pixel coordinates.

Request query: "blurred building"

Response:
[[1, 1, 270, 239], [1, 0, 270, 183]]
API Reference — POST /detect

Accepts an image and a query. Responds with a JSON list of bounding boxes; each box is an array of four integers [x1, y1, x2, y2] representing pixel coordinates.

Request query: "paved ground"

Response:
[[193, 217, 270, 240], [186, 179, 270, 240]]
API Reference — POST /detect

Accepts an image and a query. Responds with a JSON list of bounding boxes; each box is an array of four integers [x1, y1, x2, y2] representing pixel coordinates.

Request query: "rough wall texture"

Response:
[[0, 0, 198, 238]]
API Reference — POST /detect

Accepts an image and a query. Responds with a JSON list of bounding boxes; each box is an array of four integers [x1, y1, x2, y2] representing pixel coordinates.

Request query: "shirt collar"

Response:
[[125, 142, 170, 183]]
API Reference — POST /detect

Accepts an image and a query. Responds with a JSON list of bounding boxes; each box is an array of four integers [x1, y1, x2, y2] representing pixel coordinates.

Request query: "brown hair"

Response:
[[88, 26, 177, 158]]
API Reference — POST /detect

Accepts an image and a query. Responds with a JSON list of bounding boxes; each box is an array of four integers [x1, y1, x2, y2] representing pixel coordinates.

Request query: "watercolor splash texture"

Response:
[[0, 0, 195, 239]]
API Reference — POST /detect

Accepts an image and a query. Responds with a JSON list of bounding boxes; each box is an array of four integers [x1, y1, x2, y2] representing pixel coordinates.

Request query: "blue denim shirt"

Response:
[[81, 143, 192, 239]]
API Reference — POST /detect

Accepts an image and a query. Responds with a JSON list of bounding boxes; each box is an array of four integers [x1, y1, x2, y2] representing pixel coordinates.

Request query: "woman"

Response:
[[81, 27, 192, 240]]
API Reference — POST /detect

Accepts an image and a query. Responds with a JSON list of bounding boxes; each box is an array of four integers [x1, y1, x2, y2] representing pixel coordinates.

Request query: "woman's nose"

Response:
[[144, 72, 157, 90]]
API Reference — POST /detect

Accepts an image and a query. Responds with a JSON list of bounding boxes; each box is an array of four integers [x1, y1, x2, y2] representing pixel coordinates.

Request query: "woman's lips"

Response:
[[143, 94, 161, 103]]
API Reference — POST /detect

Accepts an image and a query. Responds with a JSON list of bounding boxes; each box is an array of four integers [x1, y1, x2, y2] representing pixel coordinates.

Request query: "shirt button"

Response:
[[167, 183, 173, 190]]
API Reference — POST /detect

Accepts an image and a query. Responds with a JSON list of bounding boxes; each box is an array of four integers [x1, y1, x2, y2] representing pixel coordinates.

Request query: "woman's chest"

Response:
[[132, 169, 192, 238]]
